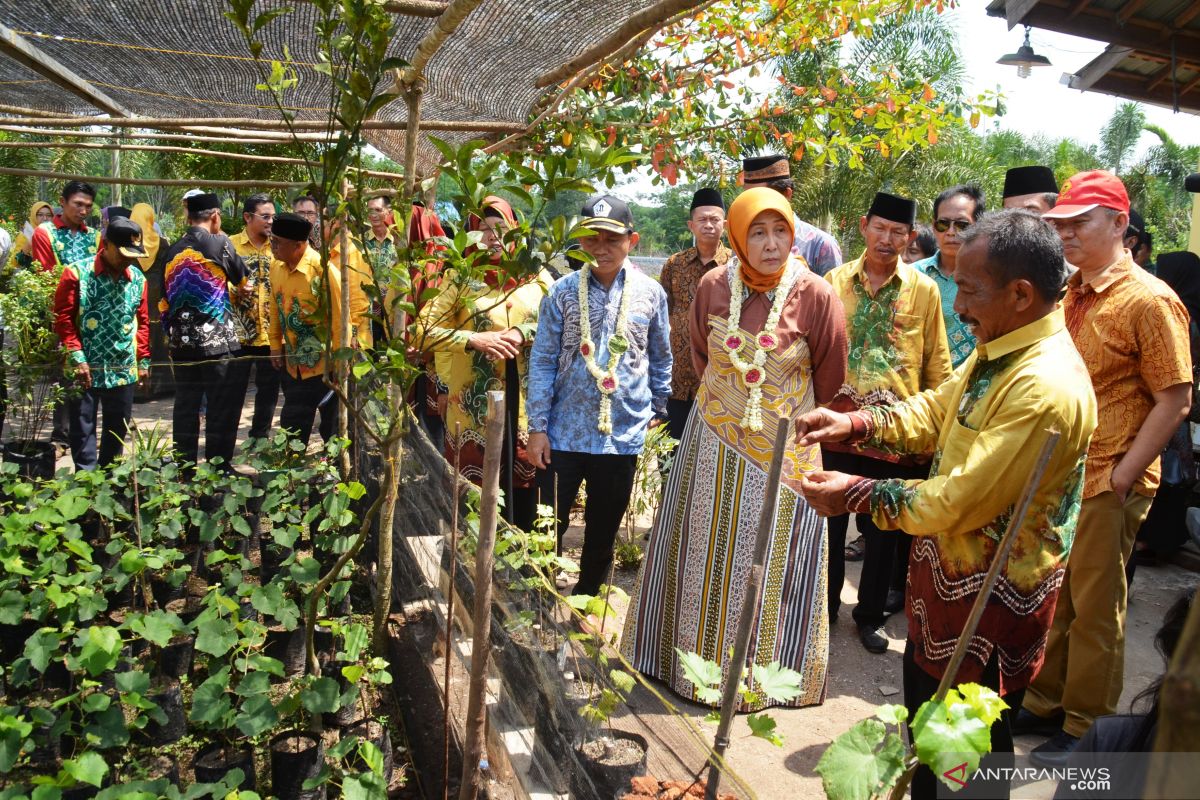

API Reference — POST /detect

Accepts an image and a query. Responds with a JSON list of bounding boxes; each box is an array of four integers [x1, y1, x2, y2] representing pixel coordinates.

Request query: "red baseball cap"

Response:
[[1043, 170, 1130, 219]]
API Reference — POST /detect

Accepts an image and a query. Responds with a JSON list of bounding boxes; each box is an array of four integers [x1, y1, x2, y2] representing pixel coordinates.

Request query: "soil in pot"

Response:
[[192, 742, 257, 791], [2, 440, 56, 481], [342, 717, 393, 784], [574, 731, 649, 800], [270, 730, 326, 800]]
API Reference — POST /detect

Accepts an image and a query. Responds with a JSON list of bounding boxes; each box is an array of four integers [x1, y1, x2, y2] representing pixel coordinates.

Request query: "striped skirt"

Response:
[[620, 408, 829, 710]]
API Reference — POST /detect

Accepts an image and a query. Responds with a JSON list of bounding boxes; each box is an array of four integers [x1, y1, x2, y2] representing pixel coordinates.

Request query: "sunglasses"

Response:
[[934, 218, 972, 233]]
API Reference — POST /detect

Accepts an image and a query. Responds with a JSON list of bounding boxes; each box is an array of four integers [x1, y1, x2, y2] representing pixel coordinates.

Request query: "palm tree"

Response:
[[1099, 102, 1146, 173]]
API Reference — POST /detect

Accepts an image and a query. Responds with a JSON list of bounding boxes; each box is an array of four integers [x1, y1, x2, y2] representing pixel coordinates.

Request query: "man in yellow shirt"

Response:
[[797, 210, 1097, 799], [268, 212, 344, 446], [823, 191, 952, 653], [229, 193, 280, 440], [325, 212, 374, 352]]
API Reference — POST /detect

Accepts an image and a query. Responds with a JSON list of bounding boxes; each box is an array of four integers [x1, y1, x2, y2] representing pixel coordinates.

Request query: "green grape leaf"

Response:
[[195, 617, 237, 657], [338, 623, 369, 662], [301, 677, 341, 714], [0, 590, 25, 625], [911, 696, 993, 789], [752, 661, 804, 703], [956, 683, 1008, 727], [816, 718, 907, 800], [115, 670, 151, 696], [63, 751, 108, 787], [0, 713, 33, 772], [342, 772, 388, 800], [874, 704, 909, 725], [23, 629, 61, 673], [128, 611, 183, 648], [747, 712, 784, 747], [234, 695, 278, 738], [190, 669, 233, 727], [78, 626, 122, 677], [674, 649, 723, 704]]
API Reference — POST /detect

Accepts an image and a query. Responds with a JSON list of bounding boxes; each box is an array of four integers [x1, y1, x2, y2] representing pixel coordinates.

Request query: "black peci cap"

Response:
[[581, 194, 635, 234], [690, 187, 725, 212], [105, 205, 132, 220], [1002, 166, 1058, 199], [185, 193, 221, 214], [272, 212, 313, 243], [867, 192, 917, 226]]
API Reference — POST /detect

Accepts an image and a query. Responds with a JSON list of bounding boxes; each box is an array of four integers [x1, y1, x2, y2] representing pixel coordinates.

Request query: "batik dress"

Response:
[[418, 269, 552, 486], [621, 259, 848, 710]]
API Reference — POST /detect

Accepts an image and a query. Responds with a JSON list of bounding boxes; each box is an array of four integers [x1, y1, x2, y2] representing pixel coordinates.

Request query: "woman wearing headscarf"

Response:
[[129, 203, 169, 398], [8, 201, 54, 270], [622, 187, 848, 710], [417, 196, 553, 531], [1131, 251, 1200, 575]]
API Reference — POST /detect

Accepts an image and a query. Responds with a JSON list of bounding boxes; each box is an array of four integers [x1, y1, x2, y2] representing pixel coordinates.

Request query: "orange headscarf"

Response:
[[727, 187, 795, 293]]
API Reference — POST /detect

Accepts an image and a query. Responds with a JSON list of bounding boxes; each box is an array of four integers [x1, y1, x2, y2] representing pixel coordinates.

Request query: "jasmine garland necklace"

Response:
[[577, 264, 632, 434], [724, 258, 801, 432]]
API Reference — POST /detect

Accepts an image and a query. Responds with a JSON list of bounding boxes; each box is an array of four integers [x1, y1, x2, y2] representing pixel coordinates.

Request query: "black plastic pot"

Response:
[[140, 680, 186, 744], [193, 742, 257, 791], [342, 717, 393, 784], [157, 634, 195, 679], [2, 440, 56, 481], [270, 730, 326, 800], [264, 627, 306, 677], [0, 619, 39, 662], [320, 660, 358, 729], [572, 731, 649, 800]]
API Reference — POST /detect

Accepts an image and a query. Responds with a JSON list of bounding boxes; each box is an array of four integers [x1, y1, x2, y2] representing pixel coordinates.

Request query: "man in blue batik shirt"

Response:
[[527, 194, 672, 596], [913, 184, 986, 368]]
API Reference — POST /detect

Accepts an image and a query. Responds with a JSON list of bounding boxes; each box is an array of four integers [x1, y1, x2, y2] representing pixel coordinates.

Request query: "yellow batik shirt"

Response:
[[842, 309, 1097, 693], [230, 231, 273, 347], [329, 238, 374, 351], [268, 245, 344, 380], [824, 253, 952, 461]]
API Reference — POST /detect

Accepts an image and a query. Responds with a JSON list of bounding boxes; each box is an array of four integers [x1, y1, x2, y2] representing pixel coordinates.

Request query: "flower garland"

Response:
[[724, 258, 801, 432], [577, 265, 632, 434]]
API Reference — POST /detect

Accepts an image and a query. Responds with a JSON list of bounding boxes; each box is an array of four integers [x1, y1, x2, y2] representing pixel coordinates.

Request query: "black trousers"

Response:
[[543, 450, 637, 596], [69, 383, 134, 471], [50, 366, 71, 445], [279, 372, 337, 446], [822, 449, 927, 628], [228, 345, 281, 440], [665, 397, 694, 442], [904, 641, 1024, 800], [172, 351, 241, 467]]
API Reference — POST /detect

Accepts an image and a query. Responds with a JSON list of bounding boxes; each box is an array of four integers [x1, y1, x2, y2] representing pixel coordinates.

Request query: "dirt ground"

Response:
[[111, 388, 1200, 800]]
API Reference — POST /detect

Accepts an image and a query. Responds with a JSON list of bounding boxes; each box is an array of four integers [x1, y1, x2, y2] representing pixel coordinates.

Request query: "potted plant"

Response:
[[0, 264, 69, 479]]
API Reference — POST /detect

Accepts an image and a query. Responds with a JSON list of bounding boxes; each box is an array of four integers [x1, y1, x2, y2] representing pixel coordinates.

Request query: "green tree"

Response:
[[1099, 102, 1146, 174]]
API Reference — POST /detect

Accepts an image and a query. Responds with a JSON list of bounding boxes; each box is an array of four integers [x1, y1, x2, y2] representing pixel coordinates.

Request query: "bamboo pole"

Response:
[[0, 165, 307, 190], [0, 140, 405, 180], [383, 0, 450, 14], [887, 429, 1062, 800], [0, 125, 307, 146], [444, 421, 462, 800], [705, 417, 790, 800], [402, 0, 486, 84], [0, 114, 525, 133], [458, 390, 505, 800]]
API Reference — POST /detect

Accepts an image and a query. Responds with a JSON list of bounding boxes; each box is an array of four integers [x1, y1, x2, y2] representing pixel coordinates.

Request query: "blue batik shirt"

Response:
[[914, 252, 976, 368], [527, 262, 672, 455]]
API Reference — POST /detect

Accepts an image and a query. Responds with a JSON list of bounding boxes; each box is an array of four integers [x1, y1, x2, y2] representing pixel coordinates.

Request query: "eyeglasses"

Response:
[[296, 210, 319, 220], [250, 213, 275, 222], [934, 218, 972, 233]]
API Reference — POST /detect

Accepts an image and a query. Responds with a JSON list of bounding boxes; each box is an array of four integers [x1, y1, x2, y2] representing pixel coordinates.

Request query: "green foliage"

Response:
[[817, 683, 1006, 799], [0, 263, 68, 442], [674, 649, 805, 746]]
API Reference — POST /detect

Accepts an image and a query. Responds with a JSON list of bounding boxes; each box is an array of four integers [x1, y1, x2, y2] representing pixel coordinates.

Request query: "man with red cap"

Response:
[[1019, 170, 1192, 765]]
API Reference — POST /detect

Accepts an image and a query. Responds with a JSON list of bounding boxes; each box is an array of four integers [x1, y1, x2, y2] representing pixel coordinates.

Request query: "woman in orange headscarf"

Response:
[[417, 196, 554, 531], [622, 187, 849, 711]]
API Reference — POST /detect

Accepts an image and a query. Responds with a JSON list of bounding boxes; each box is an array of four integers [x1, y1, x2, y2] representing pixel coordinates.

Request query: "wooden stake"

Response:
[[0, 125, 307, 146], [458, 391, 505, 800], [444, 422, 462, 800], [704, 417, 789, 800]]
